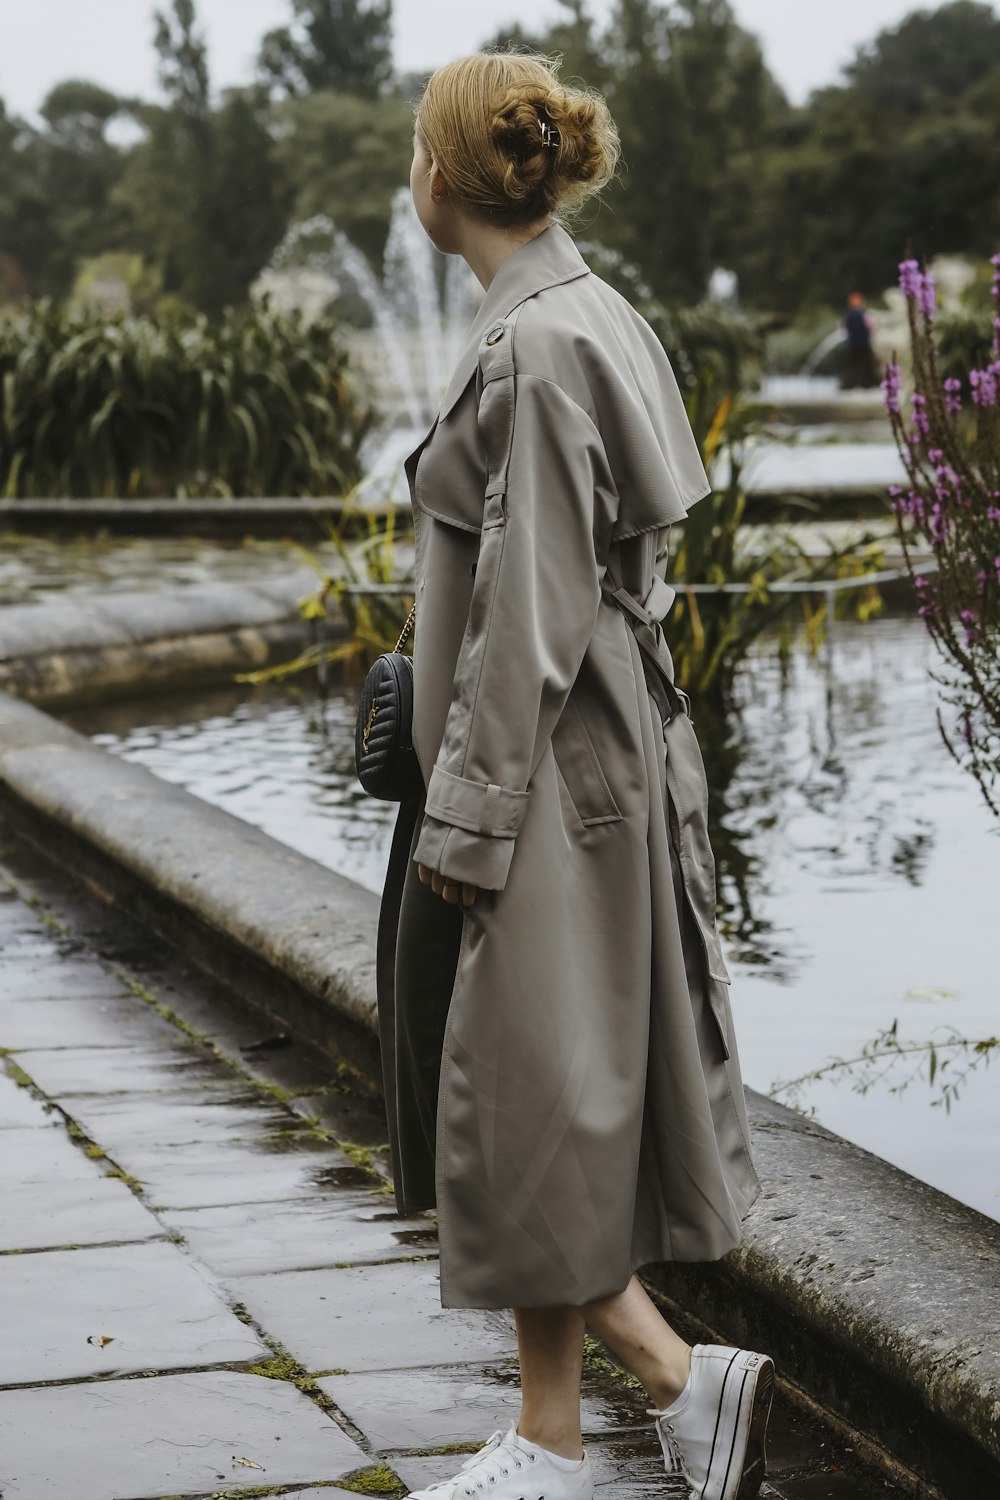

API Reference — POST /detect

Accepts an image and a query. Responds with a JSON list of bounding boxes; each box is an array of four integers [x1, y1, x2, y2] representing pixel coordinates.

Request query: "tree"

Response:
[[115, 1, 289, 313], [598, 0, 784, 303], [259, 0, 394, 98], [844, 1, 1000, 117]]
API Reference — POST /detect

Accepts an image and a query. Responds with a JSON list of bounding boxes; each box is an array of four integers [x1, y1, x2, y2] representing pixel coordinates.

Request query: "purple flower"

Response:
[[959, 608, 980, 647], [943, 376, 962, 414], [881, 360, 902, 415], [914, 576, 938, 625], [919, 270, 937, 321], [970, 367, 998, 407], [911, 391, 930, 436], [899, 259, 923, 299]]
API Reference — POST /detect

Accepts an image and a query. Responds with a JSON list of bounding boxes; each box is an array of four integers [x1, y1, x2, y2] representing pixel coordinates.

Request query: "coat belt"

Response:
[[600, 568, 691, 731]]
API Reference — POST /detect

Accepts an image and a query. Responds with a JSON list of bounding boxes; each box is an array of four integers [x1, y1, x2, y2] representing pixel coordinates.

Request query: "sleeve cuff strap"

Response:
[[424, 764, 530, 838]]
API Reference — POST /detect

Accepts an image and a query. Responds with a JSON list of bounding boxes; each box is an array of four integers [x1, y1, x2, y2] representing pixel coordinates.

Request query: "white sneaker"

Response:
[[647, 1343, 775, 1500], [405, 1424, 593, 1500]]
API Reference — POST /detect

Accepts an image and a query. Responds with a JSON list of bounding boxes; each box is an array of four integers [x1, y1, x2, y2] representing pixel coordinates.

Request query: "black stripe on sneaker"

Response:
[[705, 1349, 741, 1491], [718, 1366, 752, 1499]]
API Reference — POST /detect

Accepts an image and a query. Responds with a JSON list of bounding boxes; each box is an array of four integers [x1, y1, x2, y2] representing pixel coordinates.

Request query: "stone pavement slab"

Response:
[[2, 1173, 160, 1252], [13, 1040, 238, 1096], [317, 1361, 654, 1451], [0, 959, 128, 1001], [0, 1239, 265, 1384], [98, 1131, 371, 1210], [227, 1259, 518, 1374], [0, 1069, 60, 1128], [164, 1190, 437, 1276], [0, 1124, 119, 1185], [0, 1369, 368, 1499], [58, 1086, 300, 1148], [0, 993, 181, 1051]]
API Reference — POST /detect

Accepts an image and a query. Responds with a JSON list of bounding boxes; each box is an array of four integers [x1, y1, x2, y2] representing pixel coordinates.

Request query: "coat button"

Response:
[[485, 323, 505, 345]]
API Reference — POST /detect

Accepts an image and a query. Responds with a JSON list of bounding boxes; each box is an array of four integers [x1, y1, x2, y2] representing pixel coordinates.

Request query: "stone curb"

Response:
[[0, 690, 996, 1499], [0, 497, 369, 539], [0, 571, 346, 704]]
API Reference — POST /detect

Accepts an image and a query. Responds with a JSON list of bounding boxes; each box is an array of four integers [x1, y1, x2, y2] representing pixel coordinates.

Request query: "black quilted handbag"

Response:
[[354, 601, 424, 801]]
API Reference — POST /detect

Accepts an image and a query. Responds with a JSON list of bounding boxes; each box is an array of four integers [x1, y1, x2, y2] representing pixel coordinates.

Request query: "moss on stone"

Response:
[[103, 1165, 144, 1192], [334, 1461, 408, 1497], [414, 1443, 480, 1457], [4, 1060, 35, 1090], [339, 1141, 386, 1183]]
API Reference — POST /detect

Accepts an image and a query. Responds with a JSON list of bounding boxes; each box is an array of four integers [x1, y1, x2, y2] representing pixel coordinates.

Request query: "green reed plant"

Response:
[[0, 297, 375, 498], [237, 482, 416, 689]]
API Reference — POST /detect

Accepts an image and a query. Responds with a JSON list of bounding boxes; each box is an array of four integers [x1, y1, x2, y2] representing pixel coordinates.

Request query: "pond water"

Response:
[[61, 613, 999, 1224]]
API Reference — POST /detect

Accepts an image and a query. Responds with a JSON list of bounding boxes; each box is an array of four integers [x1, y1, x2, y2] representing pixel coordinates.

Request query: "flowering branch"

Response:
[[884, 249, 1000, 814]]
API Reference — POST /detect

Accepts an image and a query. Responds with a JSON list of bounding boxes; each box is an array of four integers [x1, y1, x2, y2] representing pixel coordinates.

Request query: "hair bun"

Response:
[[417, 52, 620, 226]]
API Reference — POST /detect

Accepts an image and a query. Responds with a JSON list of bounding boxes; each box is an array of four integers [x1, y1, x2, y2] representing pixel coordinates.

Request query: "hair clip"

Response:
[[538, 113, 560, 148]]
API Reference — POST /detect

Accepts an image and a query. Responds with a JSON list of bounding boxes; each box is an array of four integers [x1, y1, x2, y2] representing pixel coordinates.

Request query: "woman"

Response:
[[375, 49, 774, 1500]]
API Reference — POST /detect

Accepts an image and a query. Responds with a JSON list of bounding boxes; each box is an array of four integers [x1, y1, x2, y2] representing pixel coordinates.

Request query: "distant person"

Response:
[[841, 291, 879, 388], [374, 45, 774, 1500]]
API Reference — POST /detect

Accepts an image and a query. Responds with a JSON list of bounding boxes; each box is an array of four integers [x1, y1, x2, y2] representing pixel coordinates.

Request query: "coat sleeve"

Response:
[[412, 369, 619, 892]]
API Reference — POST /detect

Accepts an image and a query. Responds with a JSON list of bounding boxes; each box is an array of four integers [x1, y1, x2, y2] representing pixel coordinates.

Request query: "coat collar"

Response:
[[435, 221, 590, 422]]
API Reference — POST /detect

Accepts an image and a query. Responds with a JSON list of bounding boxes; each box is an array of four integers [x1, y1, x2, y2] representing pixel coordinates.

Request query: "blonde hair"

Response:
[[414, 49, 621, 227]]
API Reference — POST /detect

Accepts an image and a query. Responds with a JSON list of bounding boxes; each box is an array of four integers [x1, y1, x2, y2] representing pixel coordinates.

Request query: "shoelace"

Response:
[[645, 1407, 694, 1498], [415, 1429, 539, 1498]]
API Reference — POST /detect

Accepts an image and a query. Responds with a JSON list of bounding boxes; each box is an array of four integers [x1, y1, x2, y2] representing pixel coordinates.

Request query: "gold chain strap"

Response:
[[394, 600, 416, 654]]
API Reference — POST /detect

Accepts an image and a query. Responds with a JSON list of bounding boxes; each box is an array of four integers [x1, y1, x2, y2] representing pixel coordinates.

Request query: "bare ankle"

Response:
[[515, 1421, 585, 1462], [647, 1342, 693, 1412]]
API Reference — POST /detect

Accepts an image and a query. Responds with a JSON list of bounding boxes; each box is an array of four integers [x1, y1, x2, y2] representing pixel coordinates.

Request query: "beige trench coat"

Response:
[[375, 222, 762, 1311]]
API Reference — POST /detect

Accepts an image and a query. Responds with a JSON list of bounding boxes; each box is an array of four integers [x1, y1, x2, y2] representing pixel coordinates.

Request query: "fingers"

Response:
[[416, 864, 478, 907]]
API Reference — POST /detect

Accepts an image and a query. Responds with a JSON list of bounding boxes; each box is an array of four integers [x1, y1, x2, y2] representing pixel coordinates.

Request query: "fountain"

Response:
[[260, 188, 481, 508]]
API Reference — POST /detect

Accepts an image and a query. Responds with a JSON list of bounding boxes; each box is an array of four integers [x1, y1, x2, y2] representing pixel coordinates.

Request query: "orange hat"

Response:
[[848, 291, 865, 307]]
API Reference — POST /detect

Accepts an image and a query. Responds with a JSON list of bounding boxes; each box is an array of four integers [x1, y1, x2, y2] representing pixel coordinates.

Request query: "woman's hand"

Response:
[[417, 863, 479, 907]]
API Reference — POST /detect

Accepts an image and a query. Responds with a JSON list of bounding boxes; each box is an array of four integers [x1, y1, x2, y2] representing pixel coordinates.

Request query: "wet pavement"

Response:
[[0, 828, 906, 1500]]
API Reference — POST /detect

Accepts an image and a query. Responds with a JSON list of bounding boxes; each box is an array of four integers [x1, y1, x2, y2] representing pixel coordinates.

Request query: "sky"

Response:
[[0, 0, 985, 124]]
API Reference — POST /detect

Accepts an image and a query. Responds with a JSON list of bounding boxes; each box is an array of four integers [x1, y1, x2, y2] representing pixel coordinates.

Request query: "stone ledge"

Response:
[[0, 571, 345, 704], [0, 690, 996, 1500], [0, 497, 387, 539]]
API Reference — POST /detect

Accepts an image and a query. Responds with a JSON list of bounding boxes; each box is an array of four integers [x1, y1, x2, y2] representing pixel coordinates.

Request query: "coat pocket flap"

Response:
[[551, 696, 623, 827]]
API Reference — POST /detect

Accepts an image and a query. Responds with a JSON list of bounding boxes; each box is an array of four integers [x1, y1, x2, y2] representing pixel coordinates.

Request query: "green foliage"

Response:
[[0, 298, 375, 498], [114, 2, 290, 316], [258, 0, 395, 98]]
